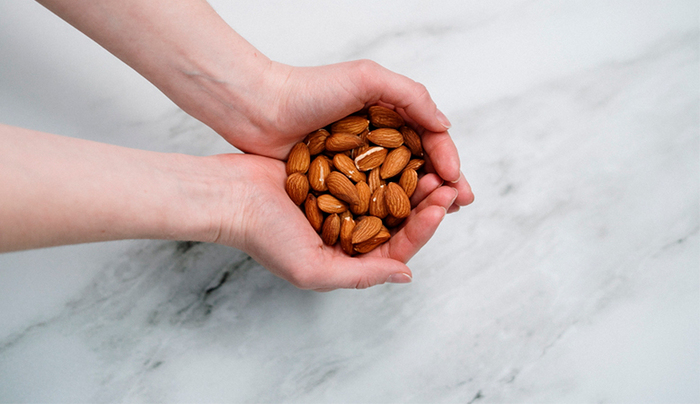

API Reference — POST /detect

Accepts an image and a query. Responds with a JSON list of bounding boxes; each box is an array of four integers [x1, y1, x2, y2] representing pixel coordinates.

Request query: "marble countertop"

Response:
[[0, 0, 698, 402]]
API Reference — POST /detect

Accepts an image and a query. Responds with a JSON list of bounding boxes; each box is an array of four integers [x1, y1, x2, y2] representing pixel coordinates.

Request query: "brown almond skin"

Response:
[[331, 116, 369, 135], [286, 142, 310, 175], [326, 134, 365, 152], [368, 106, 404, 129], [306, 129, 329, 155], [322, 214, 340, 246], [367, 128, 404, 148], [326, 171, 360, 205], [385, 182, 411, 218], [404, 158, 425, 172], [351, 216, 383, 244], [355, 147, 388, 172], [353, 226, 391, 254], [285, 173, 309, 205], [317, 194, 348, 214], [308, 155, 332, 192], [333, 154, 366, 183], [368, 167, 385, 194], [384, 214, 405, 228], [380, 146, 411, 179], [351, 181, 371, 215], [399, 125, 423, 157], [304, 194, 324, 233], [398, 168, 418, 198], [369, 184, 389, 219], [339, 212, 356, 256]]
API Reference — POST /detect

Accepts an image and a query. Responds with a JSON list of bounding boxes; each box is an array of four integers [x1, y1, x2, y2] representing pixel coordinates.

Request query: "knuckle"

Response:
[[353, 275, 375, 290], [411, 82, 430, 101]]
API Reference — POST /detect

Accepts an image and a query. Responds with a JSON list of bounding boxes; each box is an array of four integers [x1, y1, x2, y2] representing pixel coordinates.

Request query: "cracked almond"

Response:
[[354, 146, 387, 171]]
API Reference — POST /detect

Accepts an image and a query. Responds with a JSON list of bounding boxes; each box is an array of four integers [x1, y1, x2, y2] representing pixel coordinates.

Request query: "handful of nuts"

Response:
[[285, 105, 425, 255]]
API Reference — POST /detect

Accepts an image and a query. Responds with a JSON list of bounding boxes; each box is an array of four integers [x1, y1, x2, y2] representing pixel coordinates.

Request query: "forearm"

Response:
[[0, 124, 224, 252], [36, 0, 272, 136]]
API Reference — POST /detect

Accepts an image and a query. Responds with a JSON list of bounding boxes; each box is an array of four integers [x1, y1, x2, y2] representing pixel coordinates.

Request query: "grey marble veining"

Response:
[[0, 0, 698, 402]]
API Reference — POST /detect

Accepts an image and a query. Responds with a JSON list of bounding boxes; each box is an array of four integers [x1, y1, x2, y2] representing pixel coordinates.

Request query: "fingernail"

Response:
[[386, 273, 412, 284], [435, 109, 452, 129], [449, 170, 463, 184], [449, 187, 459, 207]]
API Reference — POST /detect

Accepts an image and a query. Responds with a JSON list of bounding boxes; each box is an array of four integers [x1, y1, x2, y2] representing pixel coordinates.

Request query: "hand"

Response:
[[209, 153, 460, 291], [35, 0, 473, 211], [190, 60, 475, 212]]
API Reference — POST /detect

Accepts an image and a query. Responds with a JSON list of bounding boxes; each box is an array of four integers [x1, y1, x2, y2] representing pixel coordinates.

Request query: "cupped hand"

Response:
[[199, 60, 474, 210], [209, 153, 459, 291]]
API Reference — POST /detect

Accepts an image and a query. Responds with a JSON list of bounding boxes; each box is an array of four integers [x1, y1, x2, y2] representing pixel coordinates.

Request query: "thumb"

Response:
[[313, 255, 413, 291], [351, 60, 451, 133]]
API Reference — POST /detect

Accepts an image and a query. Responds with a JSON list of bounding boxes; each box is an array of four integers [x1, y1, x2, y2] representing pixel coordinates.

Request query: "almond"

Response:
[[286, 142, 310, 175], [325, 133, 364, 152], [333, 154, 366, 183], [326, 171, 360, 205], [354, 146, 387, 171], [339, 212, 356, 256], [308, 155, 332, 192], [368, 167, 385, 194], [321, 213, 340, 246], [398, 168, 418, 198], [353, 226, 391, 254], [399, 125, 423, 157], [317, 194, 348, 214], [351, 215, 383, 244], [384, 214, 405, 228], [305, 129, 329, 155], [385, 182, 411, 218], [285, 172, 309, 205], [351, 181, 371, 215], [369, 184, 389, 219], [331, 116, 369, 135], [367, 128, 404, 148], [380, 146, 411, 179], [368, 106, 404, 129], [304, 194, 324, 233], [404, 158, 425, 172]]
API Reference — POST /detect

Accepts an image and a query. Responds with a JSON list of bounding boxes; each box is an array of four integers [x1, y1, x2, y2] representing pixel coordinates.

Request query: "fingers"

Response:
[[385, 205, 447, 264], [447, 171, 475, 208], [411, 172, 474, 212], [353, 60, 449, 134], [410, 173, 443, 207], [420, 130, 461, 183]]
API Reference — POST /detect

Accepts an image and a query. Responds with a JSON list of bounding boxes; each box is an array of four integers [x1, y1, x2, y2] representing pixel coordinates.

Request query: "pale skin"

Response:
[[0, 0, 474, 291]]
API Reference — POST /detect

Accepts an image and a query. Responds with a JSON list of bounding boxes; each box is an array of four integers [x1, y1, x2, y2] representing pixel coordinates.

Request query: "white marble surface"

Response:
[[0, 0, 698, 402]]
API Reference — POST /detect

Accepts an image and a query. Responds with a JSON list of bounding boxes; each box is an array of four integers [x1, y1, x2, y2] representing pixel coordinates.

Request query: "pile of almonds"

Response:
[[285, 105, 425, 255]]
